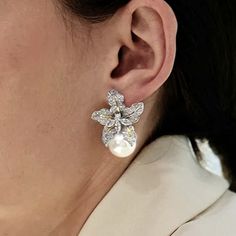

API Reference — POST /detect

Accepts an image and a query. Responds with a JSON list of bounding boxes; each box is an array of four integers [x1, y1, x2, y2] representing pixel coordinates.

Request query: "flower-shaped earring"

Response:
[[91, 89, 144, 158]]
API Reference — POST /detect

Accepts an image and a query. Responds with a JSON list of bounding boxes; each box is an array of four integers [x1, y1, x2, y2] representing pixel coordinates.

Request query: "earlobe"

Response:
[[109, 0, 177, 106]]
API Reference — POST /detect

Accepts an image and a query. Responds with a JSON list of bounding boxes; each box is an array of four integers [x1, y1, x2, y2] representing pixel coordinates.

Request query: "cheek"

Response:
[[0, 1, 99, 204], [0, 1, 56, 76], [0, 2, 66, 109], [0, 1, 96, 149], [0, 1, 74, 148]]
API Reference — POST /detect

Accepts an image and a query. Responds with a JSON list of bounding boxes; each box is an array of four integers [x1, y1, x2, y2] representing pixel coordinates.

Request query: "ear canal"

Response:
[[111, 32, 154, 78]]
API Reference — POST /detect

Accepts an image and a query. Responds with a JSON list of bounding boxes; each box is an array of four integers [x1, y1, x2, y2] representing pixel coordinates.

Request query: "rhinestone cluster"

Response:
[[91, 89, 144, 147]]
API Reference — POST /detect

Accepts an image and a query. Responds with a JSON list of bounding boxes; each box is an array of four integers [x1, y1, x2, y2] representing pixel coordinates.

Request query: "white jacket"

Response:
[[79, 135, 236, 236]]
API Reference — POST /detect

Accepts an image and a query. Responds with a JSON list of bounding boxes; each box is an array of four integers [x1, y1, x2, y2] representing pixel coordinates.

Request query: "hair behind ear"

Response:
[[157, 0, 236, 190]]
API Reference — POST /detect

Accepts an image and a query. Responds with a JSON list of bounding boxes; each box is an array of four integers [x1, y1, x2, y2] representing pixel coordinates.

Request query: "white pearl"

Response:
[[108, 134, 136, 158]]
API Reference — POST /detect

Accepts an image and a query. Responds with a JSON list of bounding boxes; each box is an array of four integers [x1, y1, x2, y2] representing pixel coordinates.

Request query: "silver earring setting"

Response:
[[91, 89, 144, 158]]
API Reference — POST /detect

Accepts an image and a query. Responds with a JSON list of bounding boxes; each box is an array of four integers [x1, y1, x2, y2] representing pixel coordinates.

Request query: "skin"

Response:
[[0, 0, 177, 235]]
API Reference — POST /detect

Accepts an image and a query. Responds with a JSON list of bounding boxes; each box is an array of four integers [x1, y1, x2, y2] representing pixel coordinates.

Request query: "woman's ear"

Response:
[[107, 0, 177, 106]]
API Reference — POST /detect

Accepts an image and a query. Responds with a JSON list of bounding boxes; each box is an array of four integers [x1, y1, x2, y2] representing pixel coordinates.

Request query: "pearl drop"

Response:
[[108, 134, 136, 158]]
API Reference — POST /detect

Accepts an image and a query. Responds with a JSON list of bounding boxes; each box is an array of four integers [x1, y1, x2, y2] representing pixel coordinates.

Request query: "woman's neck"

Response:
[[0, 149, 133, 235]]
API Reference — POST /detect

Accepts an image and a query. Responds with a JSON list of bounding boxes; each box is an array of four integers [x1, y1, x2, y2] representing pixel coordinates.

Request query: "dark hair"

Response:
[[58, 0, 236, 191]]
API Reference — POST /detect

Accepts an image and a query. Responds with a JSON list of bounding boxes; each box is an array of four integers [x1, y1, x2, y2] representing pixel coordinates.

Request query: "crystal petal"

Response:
[[121, 126, 137, 146], [120, 118, 133, 126], [102, 126, 117, 146], [91, 108, 112, 126], [123, 102, 144, 124], [107, 89, 124, 107], [106, 119, 116, 127], [110, 105, 125, 115], [114, 120, 122, 133]]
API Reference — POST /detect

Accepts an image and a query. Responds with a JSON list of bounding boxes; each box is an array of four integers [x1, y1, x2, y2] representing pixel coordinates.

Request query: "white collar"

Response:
[[79, 135, 229, 236]]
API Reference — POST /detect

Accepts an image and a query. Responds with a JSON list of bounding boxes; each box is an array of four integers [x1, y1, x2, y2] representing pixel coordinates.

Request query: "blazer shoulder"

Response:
[[172, 190, 236, 236]]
